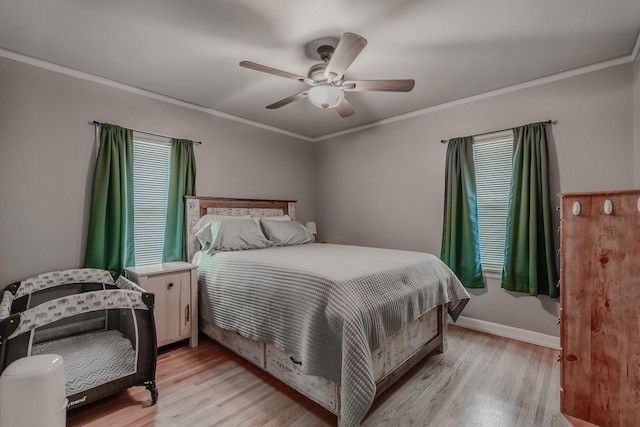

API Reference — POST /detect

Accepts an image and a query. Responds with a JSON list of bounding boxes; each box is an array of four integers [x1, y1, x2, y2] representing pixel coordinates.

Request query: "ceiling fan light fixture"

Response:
[[308, 85, 344, 109]]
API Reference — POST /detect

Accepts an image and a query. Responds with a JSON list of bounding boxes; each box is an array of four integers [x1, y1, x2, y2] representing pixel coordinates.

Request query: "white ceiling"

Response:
[[1, 0, 639, 139]]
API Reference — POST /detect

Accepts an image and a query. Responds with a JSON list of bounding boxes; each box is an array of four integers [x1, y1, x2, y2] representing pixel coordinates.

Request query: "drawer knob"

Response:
[[572, 201, 580, 216], [167, 283, 174, 289]]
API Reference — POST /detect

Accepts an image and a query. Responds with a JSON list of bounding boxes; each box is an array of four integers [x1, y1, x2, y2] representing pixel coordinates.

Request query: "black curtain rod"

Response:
[[90, 121, 202, 145], [440, 120, 556, 144]]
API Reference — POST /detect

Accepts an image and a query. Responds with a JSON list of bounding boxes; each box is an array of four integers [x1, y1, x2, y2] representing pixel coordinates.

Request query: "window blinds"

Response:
[[473, 136, 513, 270], [132, 139, 171, 266]]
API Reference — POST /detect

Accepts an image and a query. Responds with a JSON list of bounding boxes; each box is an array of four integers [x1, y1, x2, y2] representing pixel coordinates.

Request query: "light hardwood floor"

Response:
[[67, 326, 572, 427]]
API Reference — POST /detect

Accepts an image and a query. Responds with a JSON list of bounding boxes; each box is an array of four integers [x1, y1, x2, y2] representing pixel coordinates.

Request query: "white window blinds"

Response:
[[132, 138, 171, 266], [473, 134, 514, 270]]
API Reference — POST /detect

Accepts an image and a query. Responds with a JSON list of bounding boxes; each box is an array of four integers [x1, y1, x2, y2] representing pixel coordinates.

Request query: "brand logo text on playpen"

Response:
[[68, 395, 87, 408]]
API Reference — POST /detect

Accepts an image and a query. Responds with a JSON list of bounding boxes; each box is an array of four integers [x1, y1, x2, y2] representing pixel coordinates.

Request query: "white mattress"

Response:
[[32, 330, 136, 396]]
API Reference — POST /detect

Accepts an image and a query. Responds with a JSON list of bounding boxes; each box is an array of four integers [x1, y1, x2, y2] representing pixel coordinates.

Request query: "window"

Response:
[[132, 134, 171, 265], [472, 132, 514, 271]]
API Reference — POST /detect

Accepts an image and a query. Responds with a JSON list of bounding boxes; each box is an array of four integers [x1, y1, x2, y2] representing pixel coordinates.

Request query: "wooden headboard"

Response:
[[184, 196, 297, 262]]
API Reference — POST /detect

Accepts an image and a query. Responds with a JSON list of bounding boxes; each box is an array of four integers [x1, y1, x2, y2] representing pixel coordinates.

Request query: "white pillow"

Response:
[[193, 214, 251, 246]]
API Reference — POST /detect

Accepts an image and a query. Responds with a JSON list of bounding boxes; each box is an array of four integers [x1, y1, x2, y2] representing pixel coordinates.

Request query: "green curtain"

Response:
[[163, 138, 196, 262], [85, 124, 135, 272], [440, 136, 485, 288], [502, 122, 558, 297]]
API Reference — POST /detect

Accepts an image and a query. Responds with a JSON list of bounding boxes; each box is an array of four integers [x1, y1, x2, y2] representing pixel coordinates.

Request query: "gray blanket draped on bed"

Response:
[[198, 243, 469, 426]]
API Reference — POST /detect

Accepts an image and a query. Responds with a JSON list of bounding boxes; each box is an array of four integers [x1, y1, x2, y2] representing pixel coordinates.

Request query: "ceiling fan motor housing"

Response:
[[308, 63, 329, 83]]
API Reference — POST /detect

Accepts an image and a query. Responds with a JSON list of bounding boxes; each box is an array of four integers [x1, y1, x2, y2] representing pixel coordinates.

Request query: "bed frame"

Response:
[[185, 196, 447, 425]]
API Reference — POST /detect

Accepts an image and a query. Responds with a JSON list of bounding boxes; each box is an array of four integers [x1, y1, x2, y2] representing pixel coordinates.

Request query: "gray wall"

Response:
[[0, 56, 315, 285], [2, 53, 636, 337], [315, 64, 635, 337]]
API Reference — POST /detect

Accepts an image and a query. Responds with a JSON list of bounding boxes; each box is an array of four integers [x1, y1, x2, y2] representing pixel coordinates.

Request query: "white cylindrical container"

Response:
[[0, 354, 67, 427]]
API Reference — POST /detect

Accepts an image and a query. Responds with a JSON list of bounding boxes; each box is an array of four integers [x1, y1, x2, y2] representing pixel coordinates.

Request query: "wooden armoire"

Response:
[[559, 189, 640, 426]]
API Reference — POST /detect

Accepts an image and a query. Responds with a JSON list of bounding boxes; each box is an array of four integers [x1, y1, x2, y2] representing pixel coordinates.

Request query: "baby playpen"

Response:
[[0, 268, 158, 409]]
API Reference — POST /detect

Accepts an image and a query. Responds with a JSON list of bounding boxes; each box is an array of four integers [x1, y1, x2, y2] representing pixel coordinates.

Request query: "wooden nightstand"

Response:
[[126, 261, 198, 348]]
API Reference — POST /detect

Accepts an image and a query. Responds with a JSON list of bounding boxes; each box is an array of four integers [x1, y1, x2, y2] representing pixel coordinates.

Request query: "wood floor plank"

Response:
[[67, 326, 571, 426]]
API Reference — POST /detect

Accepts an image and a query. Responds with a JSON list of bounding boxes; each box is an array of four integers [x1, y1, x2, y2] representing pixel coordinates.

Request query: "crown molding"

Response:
[[632, 30, 640, 61], [0, 48, 313, 142], [316, 57, 638, 142], [315, 30, 640, 142], [2, 29, 639, 144]]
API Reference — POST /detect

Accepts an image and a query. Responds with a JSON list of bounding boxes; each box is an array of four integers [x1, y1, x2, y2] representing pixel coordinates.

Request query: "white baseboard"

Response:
[[453, 316, 560, 350]]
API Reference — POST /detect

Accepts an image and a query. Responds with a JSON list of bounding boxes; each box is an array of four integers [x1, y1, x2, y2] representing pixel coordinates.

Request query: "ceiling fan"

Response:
[[239, 32, 415, 118]]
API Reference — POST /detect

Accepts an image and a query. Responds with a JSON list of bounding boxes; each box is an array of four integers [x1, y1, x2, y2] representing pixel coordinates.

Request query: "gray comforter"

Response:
[[198, 243, 469, 426]]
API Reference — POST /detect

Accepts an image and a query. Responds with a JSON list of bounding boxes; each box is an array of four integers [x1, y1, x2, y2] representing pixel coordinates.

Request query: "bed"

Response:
[[185, 196, 469, 426]]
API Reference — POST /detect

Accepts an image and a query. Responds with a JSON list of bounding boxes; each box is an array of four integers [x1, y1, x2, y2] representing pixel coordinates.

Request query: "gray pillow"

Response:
[[205, 219, 272, 254], [193, 214, 251, 246], [260, 219, 315, 246]]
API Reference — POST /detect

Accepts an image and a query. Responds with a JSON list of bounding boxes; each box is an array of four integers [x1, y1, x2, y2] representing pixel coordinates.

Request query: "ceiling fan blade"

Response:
[[240, 61, 314, 85], [342, 79, 415, 92], [335, 98, 355, 118], [324, 33, 367, 83], [266, 91, 308, 109]]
